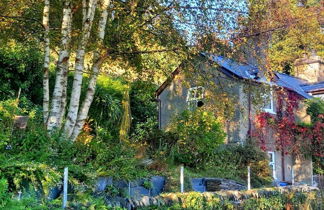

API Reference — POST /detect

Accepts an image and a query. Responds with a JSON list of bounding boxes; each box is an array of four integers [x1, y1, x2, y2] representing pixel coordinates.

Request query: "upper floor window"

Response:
[[297, 0, 306, 7], [263, 89, 275, 114], [187, 86, 205, 110]]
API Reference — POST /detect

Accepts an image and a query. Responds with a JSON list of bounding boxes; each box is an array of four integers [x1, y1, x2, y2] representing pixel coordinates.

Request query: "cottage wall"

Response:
[[158, 73, 188, 130], [158, 62, 251, 144]]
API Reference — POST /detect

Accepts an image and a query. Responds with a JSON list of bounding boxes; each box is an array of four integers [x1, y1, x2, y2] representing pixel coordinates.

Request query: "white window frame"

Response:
[[263, 89, 276, 114], [268, 151, 276, 180], [186, 86, 205, 109]]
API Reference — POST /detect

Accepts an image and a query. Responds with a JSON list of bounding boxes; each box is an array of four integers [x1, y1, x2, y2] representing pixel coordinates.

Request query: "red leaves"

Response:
[[252, 90, 323, 157]]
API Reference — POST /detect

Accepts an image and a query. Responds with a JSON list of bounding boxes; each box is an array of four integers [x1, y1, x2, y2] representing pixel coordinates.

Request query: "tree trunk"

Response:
[[119, 86, 131, 142], [47, 0, 72, 131], [58, 71, 68, 128], [64, 0, 98, 138], [82, 0, 87, 25], [42, 0, 50, 124], [70, 0, 111, 141]]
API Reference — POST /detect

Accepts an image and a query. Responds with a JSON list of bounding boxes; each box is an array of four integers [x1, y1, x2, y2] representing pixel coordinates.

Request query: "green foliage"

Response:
[[0, 178, 52, 210], [0, 43, 43, 104], [242, 191, 319, 210], [143, 179, 153, 190], [86, 76, 126, 138], [139, 190, 323, 210], [0, 178, 10, 208], [243, 193, 285, 210], [139, 192, 234, 210], [0, 179, 123, 209], [0, 96, 146, 197], [0, 97, 41, 150], [246, 0, 324, 74], [0, 158, 61, 195], [131, 117, 178, 155], [205, 143, 272, 187], [130, 80, 158, 130], [169, 110, 226, 168], [307, 98, 324, 123]]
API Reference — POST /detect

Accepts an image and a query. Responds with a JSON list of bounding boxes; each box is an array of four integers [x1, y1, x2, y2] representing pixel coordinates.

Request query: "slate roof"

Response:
[[156, 53, 315, 99], [301, 82, 324, 92], [202, 53, 312, 99], [273, 73, 311, 99], [202, 53, 264, 81]]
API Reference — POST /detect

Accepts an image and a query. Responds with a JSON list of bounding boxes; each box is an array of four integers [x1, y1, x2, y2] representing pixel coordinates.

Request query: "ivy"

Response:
[[252, 89, 324, 172]]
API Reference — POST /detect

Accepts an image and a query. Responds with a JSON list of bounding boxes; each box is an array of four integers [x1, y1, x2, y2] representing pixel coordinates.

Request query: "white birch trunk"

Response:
[[58, 71, 68, 128], [57, 1, 74, 129], [82, 0, 87, 25], [42, 0, 50, 124], [70, 0, 111, 141], [47, 0, 72, 131], [63, 0, 98, 138]]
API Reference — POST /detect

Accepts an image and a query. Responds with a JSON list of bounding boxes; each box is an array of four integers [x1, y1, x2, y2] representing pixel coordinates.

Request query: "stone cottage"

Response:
[[156, 53, 324, 186]]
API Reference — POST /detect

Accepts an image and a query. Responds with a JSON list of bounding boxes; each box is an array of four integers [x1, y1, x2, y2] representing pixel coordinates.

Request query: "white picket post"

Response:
[[247, 166, 251, 190], [292, 168, 295, 185], [180, 166, 184, 193], [63, 167, 68, 209]]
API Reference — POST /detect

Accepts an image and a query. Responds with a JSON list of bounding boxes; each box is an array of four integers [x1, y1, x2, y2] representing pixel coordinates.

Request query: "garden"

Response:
[[0, 0, 324, 209]]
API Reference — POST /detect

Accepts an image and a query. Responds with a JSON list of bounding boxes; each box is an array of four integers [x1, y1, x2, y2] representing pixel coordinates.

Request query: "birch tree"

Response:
[[63, 0, 98, 138], [42, 0, 50, 124], [47, 0, 73, 131], [70, 0, 111, 140]]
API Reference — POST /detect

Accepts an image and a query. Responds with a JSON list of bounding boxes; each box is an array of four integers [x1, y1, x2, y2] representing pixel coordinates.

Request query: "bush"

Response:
[[138, 190, 323, 210], [130, 80, 157, 131], [306, 98, 324, 123], [0, 44, 43, 104], [86, 76, 127, 139], [0, 96, 146, 196], [169, 110, 226, 168], [0, 178, 10, 208], [205, 143, 272, 187]]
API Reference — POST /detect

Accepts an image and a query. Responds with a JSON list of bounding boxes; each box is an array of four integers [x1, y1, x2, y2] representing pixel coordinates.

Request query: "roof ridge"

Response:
[[301, 81, 324, 86]]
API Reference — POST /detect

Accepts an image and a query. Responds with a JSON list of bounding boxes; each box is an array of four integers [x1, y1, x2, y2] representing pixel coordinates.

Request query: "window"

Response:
[[263, 90, 275, 114], [187, 86, 205, 110], [297, 0, 306, 7], [268, 151, 276, 180]]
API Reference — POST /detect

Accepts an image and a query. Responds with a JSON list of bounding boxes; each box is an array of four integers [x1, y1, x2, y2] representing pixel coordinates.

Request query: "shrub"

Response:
[[0, 178, 10, 208], [0, 95, 146, 195], [204, 143, 272, 187], [130, 80, 157, 131], [0, 44, 43, 104], [138, 190, 322, 210], [85, 76, 126, 139], [169, 110, 226, 168], [0, 158, 61, 196], [306, 98, 324, 123]]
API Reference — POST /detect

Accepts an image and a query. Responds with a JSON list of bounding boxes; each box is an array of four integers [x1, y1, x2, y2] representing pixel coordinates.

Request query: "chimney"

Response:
[[294, 53, 324, 83]]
